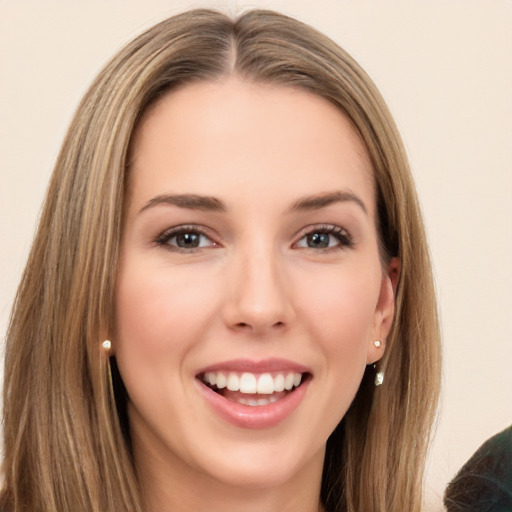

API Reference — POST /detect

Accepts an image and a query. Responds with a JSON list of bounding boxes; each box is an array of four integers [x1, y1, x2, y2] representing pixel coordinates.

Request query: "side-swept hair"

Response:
[[2, 9, 441, 512]]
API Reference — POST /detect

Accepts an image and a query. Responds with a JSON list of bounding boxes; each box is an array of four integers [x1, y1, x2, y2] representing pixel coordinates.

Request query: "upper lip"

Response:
[[195, 358, 311, 376]]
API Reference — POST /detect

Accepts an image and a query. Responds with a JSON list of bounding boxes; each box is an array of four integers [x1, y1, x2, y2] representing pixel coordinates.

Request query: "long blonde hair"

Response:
[[1, 9, 441, 512]]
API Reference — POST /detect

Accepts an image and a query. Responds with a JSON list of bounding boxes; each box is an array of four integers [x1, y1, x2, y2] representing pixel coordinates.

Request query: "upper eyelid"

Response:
[[294, 223, 351, 238]]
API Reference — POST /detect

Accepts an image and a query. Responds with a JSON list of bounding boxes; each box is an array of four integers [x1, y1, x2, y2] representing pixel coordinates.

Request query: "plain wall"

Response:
[[1, 1, 511, 510]]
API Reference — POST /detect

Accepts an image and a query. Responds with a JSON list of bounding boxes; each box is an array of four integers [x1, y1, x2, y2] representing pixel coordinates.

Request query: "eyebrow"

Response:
[[290, 190, 368, 215], [138, 190, 367, 216], [138, 194, 226, 214]]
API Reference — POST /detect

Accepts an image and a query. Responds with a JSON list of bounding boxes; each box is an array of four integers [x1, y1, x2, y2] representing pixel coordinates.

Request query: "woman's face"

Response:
[[115, 78, 396, 496]]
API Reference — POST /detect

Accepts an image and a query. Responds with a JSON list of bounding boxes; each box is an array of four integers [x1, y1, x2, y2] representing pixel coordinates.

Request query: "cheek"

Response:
[[292, 259, 382, 401], [114, 259, 219, 374], [296, 262, 381, 345], [288, 263, 382, 436]]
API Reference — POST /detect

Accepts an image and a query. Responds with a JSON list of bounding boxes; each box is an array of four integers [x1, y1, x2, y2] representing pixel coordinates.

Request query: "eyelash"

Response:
[[155, 224, 354, 252], [294, 224, 354, 252]]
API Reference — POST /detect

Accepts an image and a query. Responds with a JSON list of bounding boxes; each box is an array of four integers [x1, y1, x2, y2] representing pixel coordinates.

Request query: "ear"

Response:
[[366, 257, 400, 364]]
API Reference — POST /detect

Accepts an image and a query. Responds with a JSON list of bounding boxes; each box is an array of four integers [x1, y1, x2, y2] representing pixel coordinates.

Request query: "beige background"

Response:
[[1, 1, 511, 510]]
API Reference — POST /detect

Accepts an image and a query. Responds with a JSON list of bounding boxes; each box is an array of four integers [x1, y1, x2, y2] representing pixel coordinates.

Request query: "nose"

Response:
[[222, 245, 294, 335]]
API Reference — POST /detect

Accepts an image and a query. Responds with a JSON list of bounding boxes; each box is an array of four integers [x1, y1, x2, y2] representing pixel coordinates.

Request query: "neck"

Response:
[[134, 434, 325, 512], [143, 477, 325, 512]]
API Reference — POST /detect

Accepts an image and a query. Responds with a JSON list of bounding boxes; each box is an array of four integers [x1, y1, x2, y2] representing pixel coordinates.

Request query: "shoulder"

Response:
[[444, 425, 512, 511]]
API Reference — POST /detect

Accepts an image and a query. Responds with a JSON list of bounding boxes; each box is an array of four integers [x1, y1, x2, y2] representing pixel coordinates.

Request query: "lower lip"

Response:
[[197, 379, 310, 429]]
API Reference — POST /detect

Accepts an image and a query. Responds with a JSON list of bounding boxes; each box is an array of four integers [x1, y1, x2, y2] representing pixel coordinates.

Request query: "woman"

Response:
[[1, 9, 441, 512]]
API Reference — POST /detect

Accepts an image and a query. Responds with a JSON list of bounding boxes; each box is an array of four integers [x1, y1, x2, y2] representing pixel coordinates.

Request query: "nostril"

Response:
[[233, 320, 286, 332]]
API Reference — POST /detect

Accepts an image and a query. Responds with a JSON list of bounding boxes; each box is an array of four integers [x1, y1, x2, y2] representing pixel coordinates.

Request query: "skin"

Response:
[[114, 78, 398, 512]]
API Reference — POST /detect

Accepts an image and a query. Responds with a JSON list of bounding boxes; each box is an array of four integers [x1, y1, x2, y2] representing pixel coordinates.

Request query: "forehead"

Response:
[[128, 78, 374, 213]]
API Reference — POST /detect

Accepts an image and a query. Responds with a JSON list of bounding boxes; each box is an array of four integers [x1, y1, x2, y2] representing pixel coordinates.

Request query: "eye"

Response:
[[156, 226, 217, 251], [295, 225, 353, 250]]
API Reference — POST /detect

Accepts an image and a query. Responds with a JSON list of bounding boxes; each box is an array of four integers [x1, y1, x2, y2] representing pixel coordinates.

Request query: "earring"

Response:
[[374, 340, 382, 348], [101, 340, 115, 401], [374, 364, 384, 386]]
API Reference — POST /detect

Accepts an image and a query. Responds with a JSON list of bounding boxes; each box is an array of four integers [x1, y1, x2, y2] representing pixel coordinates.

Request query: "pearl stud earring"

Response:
[[102, 340, 112, 351], [374, 340, 382, 348]]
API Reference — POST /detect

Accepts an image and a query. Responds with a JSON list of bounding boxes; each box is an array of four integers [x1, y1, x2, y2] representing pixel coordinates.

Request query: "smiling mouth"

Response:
[[199, 371, 309, 406]]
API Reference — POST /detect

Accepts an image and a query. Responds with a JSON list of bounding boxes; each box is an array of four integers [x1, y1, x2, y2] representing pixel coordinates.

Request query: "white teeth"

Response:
[[273, 373, 285, 392], [240, 373, 257, 393], [226, 373, 240, 391], [256, 373, 274, 394], [203, 371, 304, 394], [284, 372, 295, 391], [216, 372, 227, 389], [238, 396, 280, 406]]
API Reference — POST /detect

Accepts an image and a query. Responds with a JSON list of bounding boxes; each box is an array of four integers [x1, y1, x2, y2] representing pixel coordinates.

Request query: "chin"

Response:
[[188, 435, 325, 491]]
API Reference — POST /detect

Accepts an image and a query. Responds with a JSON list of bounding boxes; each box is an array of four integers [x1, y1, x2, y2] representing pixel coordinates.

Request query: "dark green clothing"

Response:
[[444, 425, 512, 512]]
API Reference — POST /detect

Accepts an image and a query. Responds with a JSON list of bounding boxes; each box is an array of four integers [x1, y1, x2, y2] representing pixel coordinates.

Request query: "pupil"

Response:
[[177, 233, 200, 248], [308, 233, 329, 248]]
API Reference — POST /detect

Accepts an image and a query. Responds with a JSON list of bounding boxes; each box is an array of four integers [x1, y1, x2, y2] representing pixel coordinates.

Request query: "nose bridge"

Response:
[[224, 236, 292, 334]]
